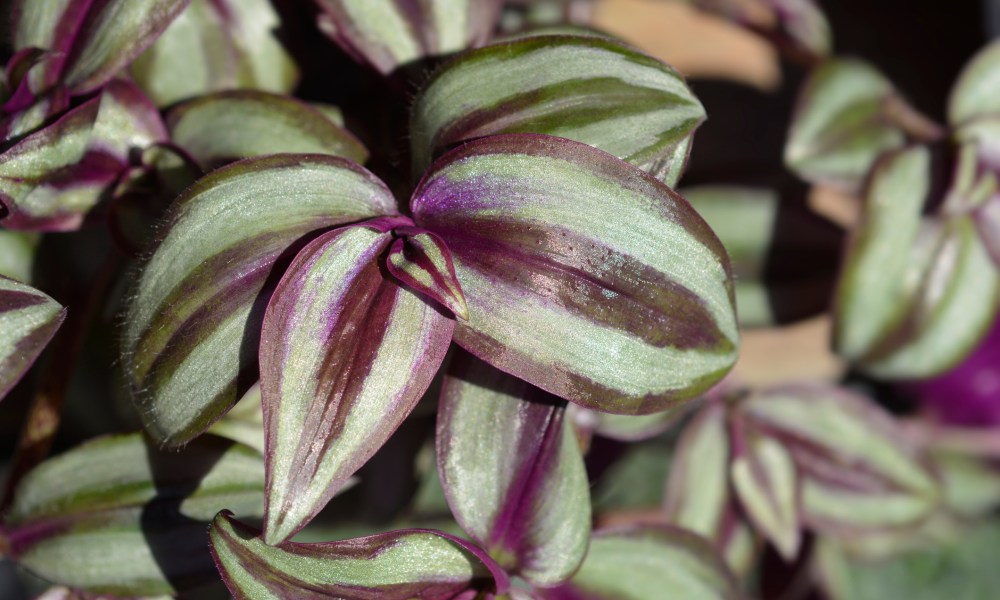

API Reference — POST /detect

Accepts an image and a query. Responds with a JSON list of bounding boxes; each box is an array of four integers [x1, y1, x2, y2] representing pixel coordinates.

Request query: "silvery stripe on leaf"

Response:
[[13, 0, 190, 95], [6, 433, 264, 596], [1, 49, 70, 140], [123, 154, 397, 447], [437, 352, 590, 585], [0, 79, 166, 231], [261, 222, 454, 544], [536, 526, 741, 600], [131, 0, 299, 107], [210, 512, 509, 600], [949, 39, 1000, 129], [0, 275, 64, 402], [387, 228, 469, 320], [412, 134, 739, 415], [739, 385, 940, 535], [167, 90, 368, 170], [314, 0, 503, 76], [411, 34, 706, 186], [785, 59, 907, 192]]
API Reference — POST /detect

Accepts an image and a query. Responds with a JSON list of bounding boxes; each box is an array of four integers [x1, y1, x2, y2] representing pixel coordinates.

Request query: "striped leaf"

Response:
[[313, 0, 502, 76], [13, 0, 189, 95], [0, 79, 166, 231], [410, 34, 706, 186], [536, 526, 741, 600], [261, 221, 454, 544], [386, 227, 469, 320], [5, 433, 264, 596], [131, 0, 298, 107], [785, 59, 908, 191], [739, 385, 940, 537], [166, 90, 368, 170], [122, 154, 397, 447], [0, 276, 64, 401], [437, 352, 590, 585], [411, 134, 739, 416], [209, 512, 510, 599]]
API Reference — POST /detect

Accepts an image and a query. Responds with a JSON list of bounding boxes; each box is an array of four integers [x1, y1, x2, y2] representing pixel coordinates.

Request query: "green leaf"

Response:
[[5, 433, 264, 596], [0, 275, 64, 401], [411, 34, 706, 186], [934, 452, 1000, 519], [207, 381, 264, 454], [949, 40, 1000, 129], [0, 230, 39, 284], [122, 154, 397, 446]]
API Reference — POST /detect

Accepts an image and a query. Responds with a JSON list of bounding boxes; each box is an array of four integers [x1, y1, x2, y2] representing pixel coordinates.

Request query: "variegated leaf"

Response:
[[386, 227, 469, 320], [166, 90, 368, 170], [207, 381, 265, 454], [536, 526, 741, 600], [785, 59, 909, 191], [0, 275, 64, 401], [131, 0, 298, 107], [1, 49, 70, 140], [739, 385, 940, 536], [411, 134, 739, 415], [0, 79, 166, 231], [5, 433, 264, 596], [261, 221, 454, 544], [210, 511, 510, 599], [437, 352, 590, 585], [410, 34, 705, 186], [122, 154, 397, 446], [314, 0, 503, 76]]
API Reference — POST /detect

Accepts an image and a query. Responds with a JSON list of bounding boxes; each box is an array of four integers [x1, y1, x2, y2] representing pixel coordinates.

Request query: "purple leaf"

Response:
[[411, 133, 739, 416], [387, 227, 469, 320], [261, 220, 454, 543], [0, 275, 65, 402]]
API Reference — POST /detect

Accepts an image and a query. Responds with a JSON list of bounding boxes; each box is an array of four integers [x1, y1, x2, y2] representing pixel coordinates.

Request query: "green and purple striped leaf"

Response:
[[166, 90, 368, 171], [0, 79, 166, 231], [785, 59, 909, 192], [536, 526, 741, 600], [131, 0, 298, 107], [437, 352, 590, 585], [122, 154, 397, 447], [261, 220, 455, 544], [5, 433, 264, 596], [410, 35, 705, 186], [0, 49, 70, 140], [738, 385, 940, 537], [12, 0, 190, 95], [411, 134, 739, 415], [387, 227, 469, 320], [209, 511, 510, 599], [0, 275, 64, 401], [313, 0, 502, 76]]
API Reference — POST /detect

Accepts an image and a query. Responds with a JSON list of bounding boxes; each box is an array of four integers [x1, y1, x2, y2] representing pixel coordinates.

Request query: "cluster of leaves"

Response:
[[1, 0, 1000, 599]]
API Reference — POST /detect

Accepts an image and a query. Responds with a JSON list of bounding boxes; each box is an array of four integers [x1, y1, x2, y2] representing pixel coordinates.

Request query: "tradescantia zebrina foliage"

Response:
[[0, 275, 65, 402]]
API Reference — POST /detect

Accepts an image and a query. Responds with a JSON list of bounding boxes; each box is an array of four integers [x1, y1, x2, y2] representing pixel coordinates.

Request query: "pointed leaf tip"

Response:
[[0, 276, 65, 401], [387, 229, 469, 320]]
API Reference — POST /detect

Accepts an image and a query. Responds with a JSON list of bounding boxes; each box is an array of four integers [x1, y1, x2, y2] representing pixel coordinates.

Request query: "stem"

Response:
[[0, 252, 122, 512], [882, 94, 947, 143]]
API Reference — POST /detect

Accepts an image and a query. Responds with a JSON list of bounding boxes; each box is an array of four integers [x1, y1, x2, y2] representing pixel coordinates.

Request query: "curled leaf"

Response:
[[387, 228, 469, 320], [0, 275, 64, 401]]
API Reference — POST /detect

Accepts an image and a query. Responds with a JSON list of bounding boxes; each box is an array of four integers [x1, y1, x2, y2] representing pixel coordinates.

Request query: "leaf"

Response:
[[131, 0, 299, 107], [785, 59, 908, 191], [410, 34, 705, 186], [0, 275, 64, 401], [122, 154, 397, 446], [209, 511, 509, 599], [934, 452, 1000, 518], [386, 227, 469, 320], [536, 526, 741, 600], [0, 79, 167, 231], [0, 230, 38, 282], [695, 0, 831, 60], [411, 134, 739, 416], [166, 90, 368, 170], [948, 40, 1000, 129], [5, 433, 264, 596], [739, 385, 940, 536], [568, 404, 685, 442], [261, 221, 454, 543], [207, 381, 265, 454], [313, 0, 503, 76], [437, 352, 590, 585]]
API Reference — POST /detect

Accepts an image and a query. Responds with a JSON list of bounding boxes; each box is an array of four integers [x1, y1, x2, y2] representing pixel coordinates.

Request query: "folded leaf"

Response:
[[437, 352, 590, 585], [123, 154, 397, 446], [131, 0, 298, 107], [411, 34, 705, 186], [387, 228, 469, 320], [412, 134, 739, 415], [313, 0, 502, 76], [0, 275, 65, 401], [536, 526, 741, 600], [167, 91, 368, 170], [5, 433, 264, 596], [261, 221, 454, 543], [210, 512, 509, 599], [785, 59, 908, 191]]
